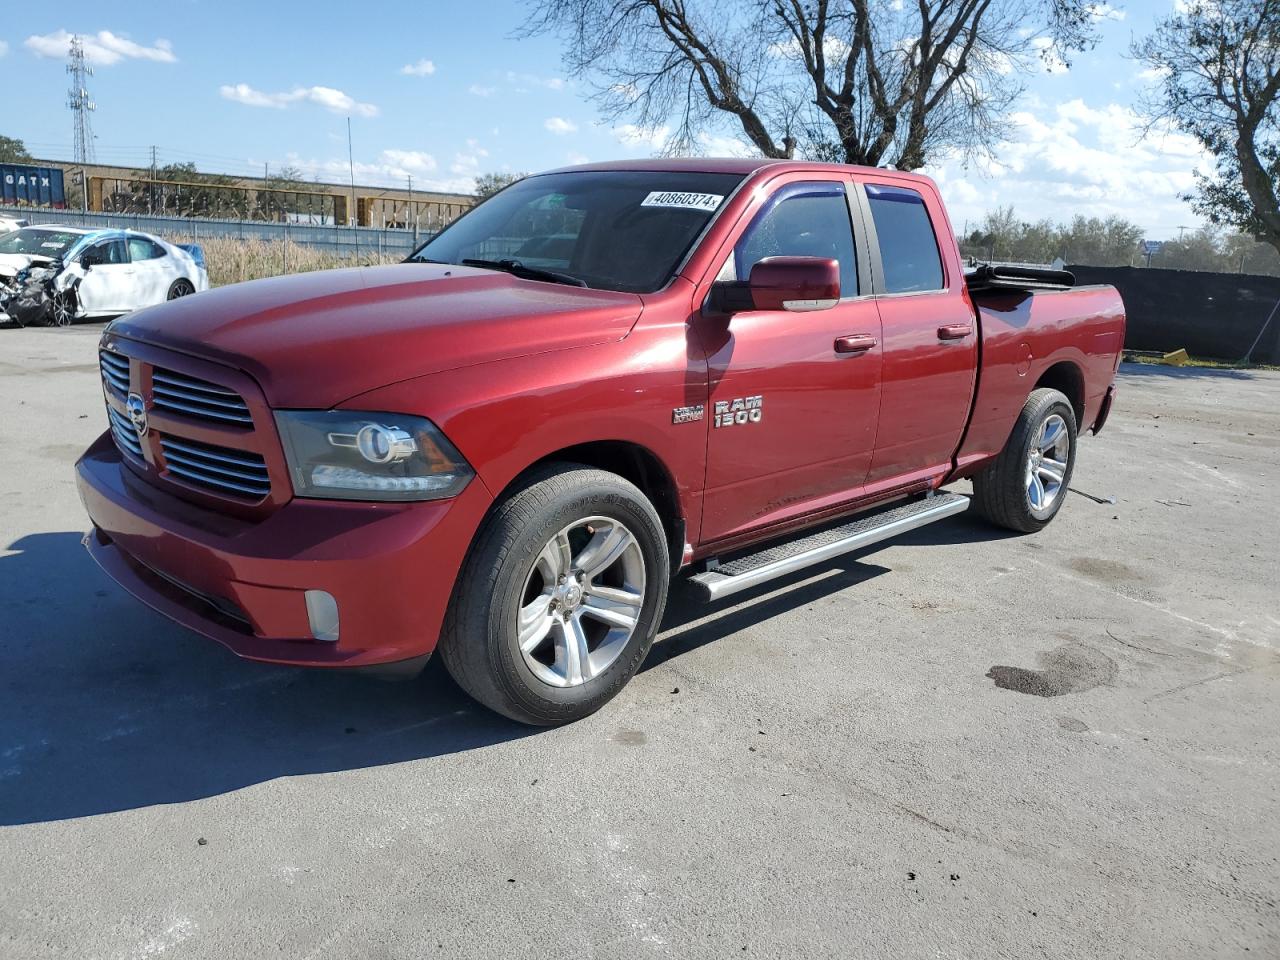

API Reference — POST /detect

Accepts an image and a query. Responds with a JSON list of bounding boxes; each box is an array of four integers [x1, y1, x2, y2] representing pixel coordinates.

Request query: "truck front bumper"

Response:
[[75, 431, 493, 668]]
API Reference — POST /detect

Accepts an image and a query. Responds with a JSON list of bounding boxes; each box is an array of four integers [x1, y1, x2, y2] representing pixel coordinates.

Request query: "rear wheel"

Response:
[[439, 463, 670, 725], [167, 279, 195, 300], [972, 388, 1077, 533]]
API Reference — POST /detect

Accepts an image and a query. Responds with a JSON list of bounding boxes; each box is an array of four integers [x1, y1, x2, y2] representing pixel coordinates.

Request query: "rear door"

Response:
[[697, 176, 883, 544], [75, 238, 135, 315], [126, 235, 172, 306], [855, 178, 977, 487]]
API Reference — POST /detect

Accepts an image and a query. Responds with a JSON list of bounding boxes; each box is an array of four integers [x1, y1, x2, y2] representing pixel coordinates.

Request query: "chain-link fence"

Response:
[[19, 208, 429, 260]]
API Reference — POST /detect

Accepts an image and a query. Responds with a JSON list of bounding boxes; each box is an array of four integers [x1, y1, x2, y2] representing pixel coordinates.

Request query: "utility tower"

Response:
[[67, 35, 96, 164]]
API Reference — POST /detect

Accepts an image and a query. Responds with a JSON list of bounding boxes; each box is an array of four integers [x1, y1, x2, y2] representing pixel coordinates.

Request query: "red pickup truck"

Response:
[[77, 159, 1124, 725]]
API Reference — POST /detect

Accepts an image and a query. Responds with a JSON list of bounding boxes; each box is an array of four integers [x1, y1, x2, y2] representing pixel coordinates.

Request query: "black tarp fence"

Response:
[[1068, 264, 1280, 365]]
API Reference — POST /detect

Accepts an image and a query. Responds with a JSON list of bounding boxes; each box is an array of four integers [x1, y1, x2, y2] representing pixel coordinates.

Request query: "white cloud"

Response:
[[1030, 36, 1069, 75], [1088, 3, 1125, 22], [613, 124, 671, 151], [400, 58, 435, 77], [220, 83, 379, 117], [450, 139, 490, 176], [612, 124, 754, 158], [274, 151, 476, 194], [767, 35, 851, 61], [0, 40, 9, 58], [380, 149, 438, 173], [927, 98, 1212, 240], [468, 84, 497, 97], [25, 29, 176, 65], [567, 151, 591, 165], [544, 116, 578, 135], [507, 71, 565, 92]]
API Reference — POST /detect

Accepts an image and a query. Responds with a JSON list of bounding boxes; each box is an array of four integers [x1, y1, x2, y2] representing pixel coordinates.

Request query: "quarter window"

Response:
[[127, 237, 167, 261], [865, 184, 944, 294], [733, 181, 858, 297]]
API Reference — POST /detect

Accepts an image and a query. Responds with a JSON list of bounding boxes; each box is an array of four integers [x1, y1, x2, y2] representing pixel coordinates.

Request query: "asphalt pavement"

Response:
[[1, 325, 1277, 959]]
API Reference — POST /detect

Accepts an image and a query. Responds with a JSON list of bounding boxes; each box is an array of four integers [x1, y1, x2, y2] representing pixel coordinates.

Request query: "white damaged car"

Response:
[[0, 225, 208, 326]]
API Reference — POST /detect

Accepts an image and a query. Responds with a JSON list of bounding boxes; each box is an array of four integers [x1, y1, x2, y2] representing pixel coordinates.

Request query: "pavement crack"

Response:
[[1145, 666, 1256, 702]]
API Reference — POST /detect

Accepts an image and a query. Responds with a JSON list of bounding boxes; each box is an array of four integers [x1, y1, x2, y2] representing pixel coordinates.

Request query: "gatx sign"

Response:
[[1, 164, 66, 207]]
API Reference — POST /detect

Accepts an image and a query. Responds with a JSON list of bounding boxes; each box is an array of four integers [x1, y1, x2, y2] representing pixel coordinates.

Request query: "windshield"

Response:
[[0, 227, 86, 258], [408, 170, 744, 293]]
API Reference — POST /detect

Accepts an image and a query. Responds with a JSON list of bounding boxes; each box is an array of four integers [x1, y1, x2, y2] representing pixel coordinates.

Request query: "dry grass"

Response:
[[166, 235, 397, 287]]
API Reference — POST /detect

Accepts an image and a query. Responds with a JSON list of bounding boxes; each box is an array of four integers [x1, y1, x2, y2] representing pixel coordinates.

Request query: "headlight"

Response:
[[274, 410, 474, 501]]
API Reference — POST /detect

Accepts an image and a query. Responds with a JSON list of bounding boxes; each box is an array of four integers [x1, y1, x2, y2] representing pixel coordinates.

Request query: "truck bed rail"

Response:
[[965, 262, 1075, 292]]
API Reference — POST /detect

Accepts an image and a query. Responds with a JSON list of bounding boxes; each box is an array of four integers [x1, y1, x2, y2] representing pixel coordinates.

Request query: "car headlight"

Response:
[[274, 410, 474, 501]]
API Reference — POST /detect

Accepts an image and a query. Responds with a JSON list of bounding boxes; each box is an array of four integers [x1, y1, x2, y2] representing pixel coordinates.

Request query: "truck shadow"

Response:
[[2, 515, 979, 825], [0, 532, 532, 826]]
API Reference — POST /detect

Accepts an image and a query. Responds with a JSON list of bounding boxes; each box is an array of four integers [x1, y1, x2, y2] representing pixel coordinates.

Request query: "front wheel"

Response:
[[972, 388, 1078, 533], [439, 463, 670, 725], [50, 292, 76, 327]]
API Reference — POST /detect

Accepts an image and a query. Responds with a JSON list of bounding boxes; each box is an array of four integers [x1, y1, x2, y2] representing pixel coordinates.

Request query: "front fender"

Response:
[[339, 322, 709, 539]]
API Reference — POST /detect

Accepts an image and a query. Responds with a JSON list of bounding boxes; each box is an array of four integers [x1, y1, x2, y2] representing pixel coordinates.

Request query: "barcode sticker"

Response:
[[640, 191, 724, 212]]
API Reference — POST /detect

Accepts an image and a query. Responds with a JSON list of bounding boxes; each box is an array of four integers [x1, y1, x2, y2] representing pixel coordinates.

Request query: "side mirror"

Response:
[[80, 253, 100, 270], [707, 256, 840, 314]]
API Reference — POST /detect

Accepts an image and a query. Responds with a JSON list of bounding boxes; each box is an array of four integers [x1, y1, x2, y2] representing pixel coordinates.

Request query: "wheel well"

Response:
[[527, 441, 684, 567], [1035, 361, 1085, 428]]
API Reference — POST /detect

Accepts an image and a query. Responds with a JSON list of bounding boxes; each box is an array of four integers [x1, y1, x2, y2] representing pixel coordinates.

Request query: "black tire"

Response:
[[51, 292, 76, 327], [167, 279, 195, 300], [439, 463, 670, 726], [972, 388, 1078, 533]]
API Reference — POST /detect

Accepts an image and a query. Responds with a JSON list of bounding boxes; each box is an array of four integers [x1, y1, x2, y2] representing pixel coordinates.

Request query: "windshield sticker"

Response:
[[40, 242, 65, 249], [640, 191, 724, 212]]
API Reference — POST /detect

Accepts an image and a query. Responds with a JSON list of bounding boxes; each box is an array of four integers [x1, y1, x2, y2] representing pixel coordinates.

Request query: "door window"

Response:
[[731, 181, 858, 297], [864, 184, 944, 293], [88, 239, 129, 265]]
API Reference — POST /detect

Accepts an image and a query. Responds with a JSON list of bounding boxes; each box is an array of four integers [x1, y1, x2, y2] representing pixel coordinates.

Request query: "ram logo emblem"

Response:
[[714, 395, 763, 428]]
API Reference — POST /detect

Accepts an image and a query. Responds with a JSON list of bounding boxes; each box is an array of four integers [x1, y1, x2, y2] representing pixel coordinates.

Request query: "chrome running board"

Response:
[[689, 493, 969, 602]]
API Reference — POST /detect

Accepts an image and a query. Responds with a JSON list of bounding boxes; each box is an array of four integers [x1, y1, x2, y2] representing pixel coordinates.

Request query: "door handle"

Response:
[[937, 323, 973, 340], [834, 334, 878, 354]]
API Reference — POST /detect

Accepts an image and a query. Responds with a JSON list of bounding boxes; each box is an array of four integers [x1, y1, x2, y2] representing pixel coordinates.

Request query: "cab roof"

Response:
[[539, 156, 935, 186]]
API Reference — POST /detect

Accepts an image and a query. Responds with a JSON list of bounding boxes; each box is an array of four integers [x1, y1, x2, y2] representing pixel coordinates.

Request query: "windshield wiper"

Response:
[[460, 258, 587, 288]]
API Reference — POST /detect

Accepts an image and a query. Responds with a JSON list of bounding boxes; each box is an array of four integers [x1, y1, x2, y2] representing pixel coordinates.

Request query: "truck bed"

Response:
[[952, 283, 1126, 478]]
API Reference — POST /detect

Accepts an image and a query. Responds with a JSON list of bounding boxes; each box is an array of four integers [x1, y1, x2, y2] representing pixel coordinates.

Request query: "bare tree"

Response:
[[1135, 0, 1280, 257], [524, 0, 1102, 169]]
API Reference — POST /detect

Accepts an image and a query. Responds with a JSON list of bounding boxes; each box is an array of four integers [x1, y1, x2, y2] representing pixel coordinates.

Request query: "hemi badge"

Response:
[[672, 404, 705, 424]]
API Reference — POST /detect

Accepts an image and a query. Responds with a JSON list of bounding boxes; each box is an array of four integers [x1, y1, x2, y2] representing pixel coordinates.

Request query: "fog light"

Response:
[[304, 590, 340, 642]]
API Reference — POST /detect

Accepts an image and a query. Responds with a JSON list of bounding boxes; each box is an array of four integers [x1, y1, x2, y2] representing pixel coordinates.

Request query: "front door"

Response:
[[698, 178, 883, 545]]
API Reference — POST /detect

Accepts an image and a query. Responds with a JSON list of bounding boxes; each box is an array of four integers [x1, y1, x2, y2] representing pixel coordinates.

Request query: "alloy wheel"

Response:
[[1026, 413, 1069, 511], [517, 516, 646, 688]]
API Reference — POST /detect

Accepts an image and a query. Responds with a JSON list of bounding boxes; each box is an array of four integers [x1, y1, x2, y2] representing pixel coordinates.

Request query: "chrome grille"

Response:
[[107, 406, 144, 458], [152, 368, 253, 426], [159, 436, 270, 499], [99, 350, 130, 395]]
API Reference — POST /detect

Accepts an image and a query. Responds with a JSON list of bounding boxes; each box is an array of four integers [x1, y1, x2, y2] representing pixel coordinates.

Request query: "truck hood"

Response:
[[108, 263, 645, 407]]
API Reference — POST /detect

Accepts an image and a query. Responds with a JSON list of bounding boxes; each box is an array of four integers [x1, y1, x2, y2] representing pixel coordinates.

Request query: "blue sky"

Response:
[[0, 0, 1208, 239]]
